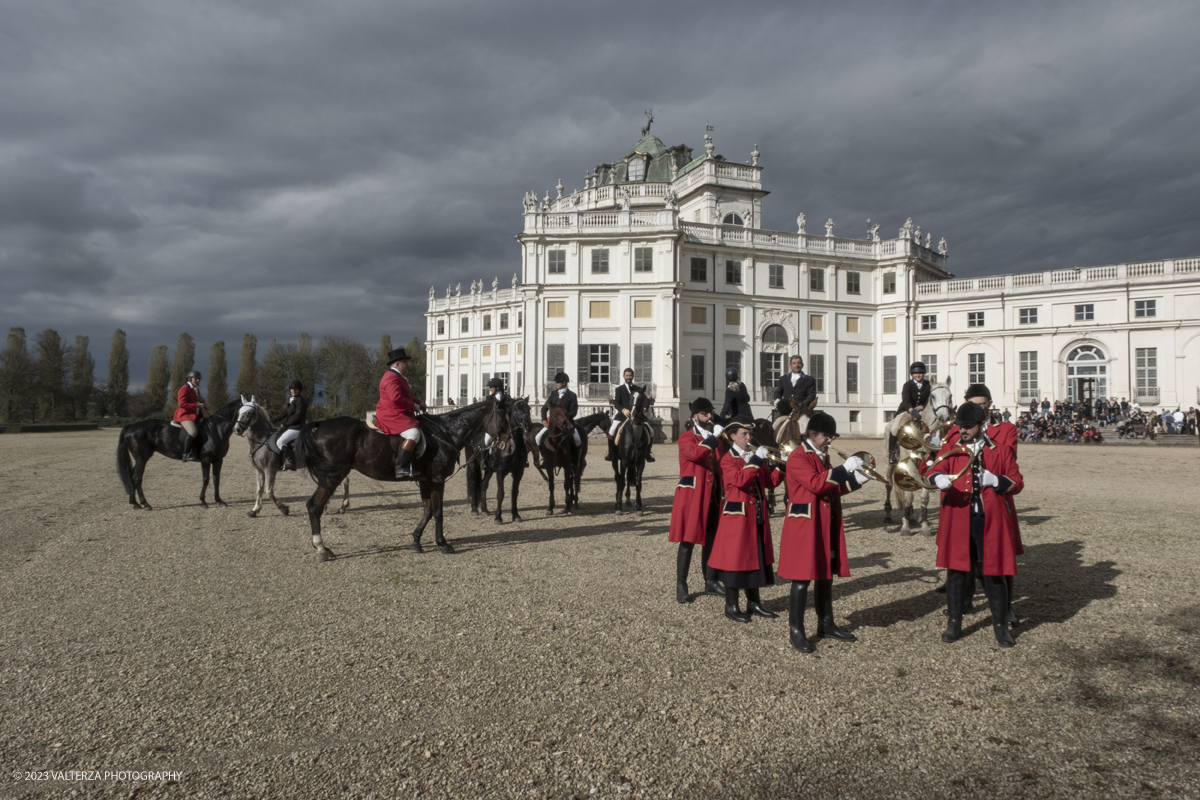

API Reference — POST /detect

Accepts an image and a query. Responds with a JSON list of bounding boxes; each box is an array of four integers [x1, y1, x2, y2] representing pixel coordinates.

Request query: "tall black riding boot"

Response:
[[981, 575, 1015, 648], [1005, 575, 1018, 627], [747, 587, 777, 619], [604, 438, 615, 462], [700, 542, 724, 596], [676, 544, 693, 604], [724, 588, 750, 624], [789, 581, 813, 654], [394, 446, 415, 479], [180, 434, 196, 463], [645, 441, 655, 462], [941, 570, 967, 643], [815, 579, 856, 641], [965, 563, 980, 613], [281, 443, 296, 471]]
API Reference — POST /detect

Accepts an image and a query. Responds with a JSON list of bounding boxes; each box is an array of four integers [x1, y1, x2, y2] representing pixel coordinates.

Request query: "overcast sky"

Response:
[[3, 1, 1198, 385]]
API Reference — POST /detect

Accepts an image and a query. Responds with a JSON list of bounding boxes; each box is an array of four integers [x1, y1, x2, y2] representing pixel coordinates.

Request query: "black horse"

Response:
[[466, 398, 532, 524], [532, 406, 582, 515], [295, 399, 510, 560], [611, 389, 653, 515], [116, 398, 241, 510]]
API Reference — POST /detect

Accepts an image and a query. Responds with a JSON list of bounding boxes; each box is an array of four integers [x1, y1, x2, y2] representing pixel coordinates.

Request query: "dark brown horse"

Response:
[[295, 399, 510, 560], [536, 406, 581, 515], [466, 398, 532, 524], [116, 398, 241, 510], [611, 389, 653, 515]]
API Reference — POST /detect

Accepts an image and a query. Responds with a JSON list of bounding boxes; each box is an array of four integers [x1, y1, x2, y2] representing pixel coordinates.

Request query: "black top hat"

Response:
[[553, 372, 570, 384], [963, 383, 992, 401], [806, 411, 838, 437], [955, 402, 987, 427], [386, 348, 411, 364], [723, 414, 755, 434], [486, 377, 504, 389], [689, 397, 714, 415], [909, 361, 927, 375]]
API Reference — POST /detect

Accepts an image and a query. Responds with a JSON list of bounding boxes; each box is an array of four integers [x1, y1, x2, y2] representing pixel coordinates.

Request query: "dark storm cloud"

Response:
[[1, 0, 1198, 383]]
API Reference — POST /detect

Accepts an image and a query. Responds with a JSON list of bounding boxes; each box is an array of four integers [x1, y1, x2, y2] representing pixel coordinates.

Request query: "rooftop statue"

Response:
[[641, 108, 654, 137], [899, 218, 914, 239], [797, 212, 806, 234], [869, 221, 880, 241], [938, 237, 948, 255], [512, 273, 519, 289], [429, 286, 435, 299], [556, 179, 563, 199], [925, 232, 932, 249], [492, 277, 499, 292], [825, 218, 835, 237], [751, 143, 760, 166]]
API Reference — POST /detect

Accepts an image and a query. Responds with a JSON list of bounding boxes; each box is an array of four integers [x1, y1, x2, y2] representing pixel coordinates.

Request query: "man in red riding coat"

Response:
[[929, 402, 1024, 648], [376, 348, 425, 478], [668, 397, 727, 604], [777, 412, 868, 653], [174, 369, 206, 463]]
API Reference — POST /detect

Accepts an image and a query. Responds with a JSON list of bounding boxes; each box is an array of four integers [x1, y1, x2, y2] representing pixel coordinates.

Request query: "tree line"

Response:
[[0, 328, 425, 424]]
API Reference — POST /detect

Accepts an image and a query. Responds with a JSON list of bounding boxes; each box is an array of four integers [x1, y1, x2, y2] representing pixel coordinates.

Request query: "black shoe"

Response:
[[394, 446, 415, 479], [281, 444, 296, 472], [180, 434, 197, 463], [676, 582, 690, 604], [724, 588, 750, 624], [604, 441, 614, 462], [815, 579, 856, 642], [703, 579, 726, 597], [1005, 575, 1019, 627], [645, 452, 656, 462], [789, 582, 813, 654], [941, 570, 966, 643], [982, 575, 1015, 648], [747, 588, 777, 619]]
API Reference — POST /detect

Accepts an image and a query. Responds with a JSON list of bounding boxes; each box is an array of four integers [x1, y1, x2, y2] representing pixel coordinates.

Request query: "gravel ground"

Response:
[[1, 429, 1197, 799]]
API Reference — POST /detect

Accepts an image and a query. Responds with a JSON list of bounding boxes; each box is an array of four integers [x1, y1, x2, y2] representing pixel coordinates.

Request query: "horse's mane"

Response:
[[576, 410, 610, 433], [204, 398, 244, 425]]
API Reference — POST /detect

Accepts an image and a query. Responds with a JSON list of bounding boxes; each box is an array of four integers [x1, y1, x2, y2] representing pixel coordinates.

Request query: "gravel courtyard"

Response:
[[1, 429, 1197, 799]]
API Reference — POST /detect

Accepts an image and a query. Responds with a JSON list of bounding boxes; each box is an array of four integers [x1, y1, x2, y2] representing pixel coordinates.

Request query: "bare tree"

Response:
[[106, 329, 129, 417], [71, 335, 95, 420], [207, 341, 229, 409]]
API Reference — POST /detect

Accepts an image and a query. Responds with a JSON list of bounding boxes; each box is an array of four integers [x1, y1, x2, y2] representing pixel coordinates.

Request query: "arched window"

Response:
[[626, 157, 645, 182], [723, 213, 744, 226], [1067, 345, 1106, 402], [762, 324, 789, 345]]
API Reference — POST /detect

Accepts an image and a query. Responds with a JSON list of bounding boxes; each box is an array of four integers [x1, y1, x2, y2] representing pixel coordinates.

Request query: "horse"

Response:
[[770, 397, 815, 452], [116, 398, 241, 510], [534, 406, 582, 515], [882, 381, 955, 536], [232, 396, 349, 519], [295, 398, 510, 560], [465, 398, 532, 524], [527, 409, 612, 504], [611, 389, 654, 515]]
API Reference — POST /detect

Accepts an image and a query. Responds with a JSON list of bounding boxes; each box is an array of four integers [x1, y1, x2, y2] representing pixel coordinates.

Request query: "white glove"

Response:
[[932, 474, 953, 491], [755, 446, 770, 461], [842, 455, 864, 473], [712, 424, 724, 437], [981, 470, 1000, 489], [925, 459, 935, 469], [853, 469, 870, 484], [928, 434, 942, 448]]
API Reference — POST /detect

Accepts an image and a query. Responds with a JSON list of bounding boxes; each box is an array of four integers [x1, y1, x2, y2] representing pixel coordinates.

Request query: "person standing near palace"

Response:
[[776, 412, 868, 653], [174, 370, 206, 463], [929, 402, 1024, 648], [721, 368, 751, 420], [708, 415, 784, 623], [376, 348, 424, 478], [668, 398, 726, 603], [271, 380, 307, 471], [538, 372, 582, 452], [897, 362, 931, 419], [773, 355, 817, 417]]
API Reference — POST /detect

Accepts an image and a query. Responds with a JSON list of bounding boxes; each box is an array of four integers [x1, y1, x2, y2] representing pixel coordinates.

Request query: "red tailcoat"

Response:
[[929, 438, 1023, 576], [173, 384, 201, 422], [943, 421, 1022, 554], [375, 368, 418, 435], [668, 428, 722, 544], [777, 440, 860, 581], [708, 449, 784, 573]]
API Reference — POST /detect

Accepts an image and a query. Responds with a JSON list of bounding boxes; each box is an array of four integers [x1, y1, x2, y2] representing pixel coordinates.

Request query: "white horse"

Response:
[[233, 396, 349, 518], [882, 381, 955, 536]]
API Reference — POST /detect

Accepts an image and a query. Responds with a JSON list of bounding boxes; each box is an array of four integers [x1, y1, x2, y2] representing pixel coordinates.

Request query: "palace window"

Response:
[[1135, 299, 1156, 318], [846, 316, 859, 333], [883, 271, 897, 294], [726, 308, 741, 326], [883, 356, 897, 394], [723, 213, 743, 226], [634, 300, 652, 318], [546, 301, 566, 318], [760, 352, 783, 389], [762, 324, 789, 346], [1067, 345, 1107, 401], [587, 344, 613, 385], [691, 306, 707, 324], [545, 344, 564, 382], [809, 314, 823, 332], [634, 247, 653, 273], [517, 312, 522, 327], [436, 348, 444, 361], [726, 350, 742, 374], [499, 344, 508, 356], [591, 249, 609, 274], [435, 375, 444, 404], [846, 358, 859, 394], [690, 257, 707, 282], [437, 319, 445, 335], [846, 271, 861, 295], [589, 301, 610, 319], [483, 314, 491, 332], [691, 354, 706, 391], [883, 317, 896, 334], [634, 344, 653, 384], [810, 267, 825, 292], [459, 374, 468, 403], [1136, 348, 1158, 395], [1019, 351, 1038, 400], [627, 157, 645, 182], [968, 311, 984, 327], [461, 317, 469, 333], [921, 314, 937, 330], [769, 264, 784, 289], [459, 347, 468, 359], [548, 249, 566, 275], [920, 355, 938, 383], [499, 312, 509, 329], [1074, 304, 1094, 321], [809, 354, 825, 392], [482, 345, 491, 357], [1019, 308, 1037, 325], [968, 353, 986, 384], [725, 260, 742, 285]]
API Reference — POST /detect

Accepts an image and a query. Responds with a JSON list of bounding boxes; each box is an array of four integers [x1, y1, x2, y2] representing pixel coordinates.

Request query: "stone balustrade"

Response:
[[429, 287, 522, 312], [915, 258, 1196, 298]]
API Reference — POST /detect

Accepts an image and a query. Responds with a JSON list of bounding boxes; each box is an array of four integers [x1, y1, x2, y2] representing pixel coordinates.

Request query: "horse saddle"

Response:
[[366, 412, 427, 457], [169, 421, 183, 428]]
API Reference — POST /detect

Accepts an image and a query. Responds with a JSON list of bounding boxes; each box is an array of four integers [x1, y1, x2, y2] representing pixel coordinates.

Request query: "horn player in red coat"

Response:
[[777, 412, 868, 653], [708, 415, 785, 623], [928, 402, 1024, 648], [668, 397, 726, 603]]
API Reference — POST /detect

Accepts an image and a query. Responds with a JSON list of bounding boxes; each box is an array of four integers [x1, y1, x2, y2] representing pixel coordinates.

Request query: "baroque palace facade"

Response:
[[425, 127, 1200, 437]]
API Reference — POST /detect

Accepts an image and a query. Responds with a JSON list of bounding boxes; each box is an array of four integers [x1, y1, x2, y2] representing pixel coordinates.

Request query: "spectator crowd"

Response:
[[1006, 397, 1198, 444]]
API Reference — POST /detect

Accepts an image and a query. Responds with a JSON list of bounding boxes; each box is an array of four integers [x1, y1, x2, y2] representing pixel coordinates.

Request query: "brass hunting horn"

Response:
[[891, 444, 978, 493], [833, 448, 890, 485]]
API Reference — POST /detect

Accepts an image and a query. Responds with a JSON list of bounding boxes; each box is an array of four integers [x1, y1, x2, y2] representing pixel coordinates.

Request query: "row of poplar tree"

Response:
[[0, 327, 425, 424]]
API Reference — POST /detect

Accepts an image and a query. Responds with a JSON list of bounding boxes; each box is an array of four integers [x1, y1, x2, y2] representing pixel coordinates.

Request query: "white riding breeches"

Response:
[[277, 428, 299, 447], [536, 427, 580, 446], [610, 419, 653, 439], [399, 428, 421, 442]]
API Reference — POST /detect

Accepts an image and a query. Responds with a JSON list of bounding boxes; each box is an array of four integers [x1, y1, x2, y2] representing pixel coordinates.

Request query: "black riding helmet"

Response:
[[288, 379, 303, 391], [186, 369, 202, 380], [725, 367, 740, 383], [487, 377, 504, 389]]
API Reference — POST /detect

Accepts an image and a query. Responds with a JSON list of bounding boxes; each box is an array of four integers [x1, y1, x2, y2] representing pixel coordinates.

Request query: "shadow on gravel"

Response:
[[1009, 540, 1119, 635], [836, 569, 946, 627]]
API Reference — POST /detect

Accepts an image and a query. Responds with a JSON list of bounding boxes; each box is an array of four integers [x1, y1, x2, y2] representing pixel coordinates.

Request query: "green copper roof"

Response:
[[594, 134, 695, 186]]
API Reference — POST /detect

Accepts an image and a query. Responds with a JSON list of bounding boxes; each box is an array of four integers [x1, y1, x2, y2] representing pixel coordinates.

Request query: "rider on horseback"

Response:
[[538, 372, 582, 455], [174, 370, 206, 463], [607, 368, 655, 462], [898, 362, 930, 419], [376, 348, 424, 479], [272, 379, 307, 471], [721, 368, 751, 420], [773, 356, 816, 418]]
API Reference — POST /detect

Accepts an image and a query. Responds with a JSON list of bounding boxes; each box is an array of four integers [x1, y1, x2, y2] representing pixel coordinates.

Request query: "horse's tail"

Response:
[[295, 422, 335, 484], [116, 426, 135, 496]]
